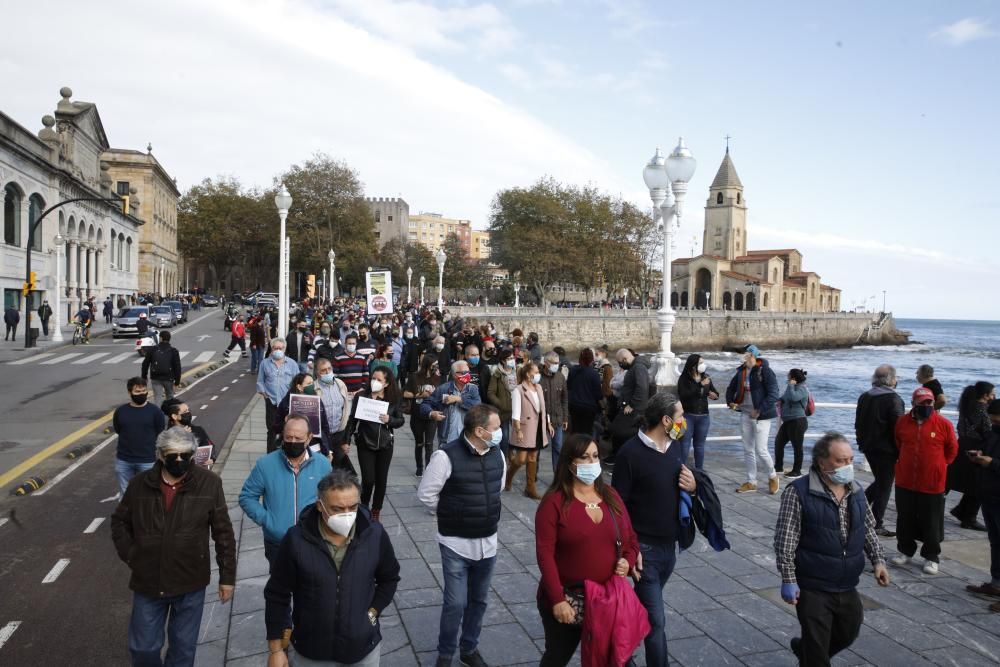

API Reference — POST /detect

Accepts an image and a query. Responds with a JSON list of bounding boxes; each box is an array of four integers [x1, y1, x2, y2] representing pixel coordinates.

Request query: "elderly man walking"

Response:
[[257, 337, 301, 451], [774, 432, 890, 665], [111, 428, 237, 667], [855, 364, 905, 537], [422, 360, 482, 449]]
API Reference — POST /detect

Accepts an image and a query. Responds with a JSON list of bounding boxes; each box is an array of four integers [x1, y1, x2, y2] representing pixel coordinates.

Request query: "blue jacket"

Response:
[[791, 472, 867, 592], [420, 380, 481, 443], [725, 358, 779, 421], [779, 382, 809, 421], [239, 450, 332, 544]]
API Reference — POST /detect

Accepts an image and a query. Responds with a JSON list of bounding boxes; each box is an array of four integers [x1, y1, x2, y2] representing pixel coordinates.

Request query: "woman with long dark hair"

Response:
[[509, 361, 548, 500], [403, 353, 440, 476], [774, 368, 810, 478], [951, 381, 995, 530], [275, 372, 332, 456], [534, 434, 640, 666], [161, 399, 217, 467], [676, 353, 718, 469], [567, 348, 603, 435]]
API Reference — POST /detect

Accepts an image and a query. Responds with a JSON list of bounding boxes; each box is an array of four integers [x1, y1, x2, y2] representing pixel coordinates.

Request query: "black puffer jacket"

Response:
[[854, 386, 905, 457], [346, 392, 405, 450]]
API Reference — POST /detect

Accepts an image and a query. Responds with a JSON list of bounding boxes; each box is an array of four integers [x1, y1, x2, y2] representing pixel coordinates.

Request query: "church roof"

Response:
[[745, 248, 801, 256], [789, 271, 819, 277], [710, 150, 743, 189], [720, 270, 772, 285]]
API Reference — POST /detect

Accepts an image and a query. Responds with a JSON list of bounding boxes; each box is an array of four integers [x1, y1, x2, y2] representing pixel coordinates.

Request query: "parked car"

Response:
[[112, 306, 152, 338], [201, 294, 219, 307], [151, 305, 177, 328], [164, 300, 186, 323]]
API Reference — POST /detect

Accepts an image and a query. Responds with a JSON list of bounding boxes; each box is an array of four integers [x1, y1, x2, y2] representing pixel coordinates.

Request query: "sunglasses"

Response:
[[164, 452, 193, 462]]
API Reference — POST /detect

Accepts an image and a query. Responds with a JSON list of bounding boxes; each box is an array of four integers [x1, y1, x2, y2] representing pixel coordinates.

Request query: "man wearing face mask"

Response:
[[890, 387, 959, 575], [241, 415, 333, 572], [855, 364, 906, 537], [432, 334, 452, 375], [773, 432, 890, 664], [264, 471, 400, 667], [113, 377, 167, 497], [111, 428, 237, 667], [725, 343, 781, 495], [418, 405, 505, 667], [257, 337, 302, 449], [333, 332, 370, 396], [285, 320, 313, 373], [423, 360, 483, 448], [607, 349, 650, 466], [611, 393, 696, 667], [464, 344, 489, 402], [540, 351, 569, 474]]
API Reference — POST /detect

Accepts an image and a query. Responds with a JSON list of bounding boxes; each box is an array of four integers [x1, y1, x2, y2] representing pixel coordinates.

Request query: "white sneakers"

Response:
[[923, 561, 939, 575], [890, 555, 910, 567], [890, 554, 939, 575]]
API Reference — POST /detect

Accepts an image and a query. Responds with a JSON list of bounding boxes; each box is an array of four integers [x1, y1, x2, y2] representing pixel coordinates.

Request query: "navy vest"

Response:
[[792, 474, 867, 592], [438, 438, 504, 539]]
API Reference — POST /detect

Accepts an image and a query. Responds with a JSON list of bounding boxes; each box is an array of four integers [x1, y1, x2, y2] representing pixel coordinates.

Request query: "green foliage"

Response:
[[378, 237, 437, 285]]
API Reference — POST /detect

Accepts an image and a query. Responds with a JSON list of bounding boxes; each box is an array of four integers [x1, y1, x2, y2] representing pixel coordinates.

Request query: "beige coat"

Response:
[[511, 382, 549, 449]]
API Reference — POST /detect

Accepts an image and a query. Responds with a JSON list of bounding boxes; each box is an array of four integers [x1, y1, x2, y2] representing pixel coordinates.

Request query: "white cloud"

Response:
[[753, 224, 958, 264], [932, 17, 997, 46]]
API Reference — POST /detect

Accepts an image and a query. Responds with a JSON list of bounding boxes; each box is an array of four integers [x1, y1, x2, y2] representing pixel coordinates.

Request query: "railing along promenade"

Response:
[[451, 306, 873, 321]]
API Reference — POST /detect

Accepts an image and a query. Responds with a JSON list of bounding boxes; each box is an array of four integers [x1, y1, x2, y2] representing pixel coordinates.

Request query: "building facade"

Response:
[[409, 212, 472, 256], [364, 197, 409, 248], [669, 150, 841, 313], [104, 147, 180, 295], [470, 229, 491, 263], [1, 87, 145, 321]]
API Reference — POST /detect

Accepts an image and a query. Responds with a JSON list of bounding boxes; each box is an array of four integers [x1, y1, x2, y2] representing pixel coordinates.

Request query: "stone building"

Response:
[[364, 196, 409, 248], [1, 87, 144, 320], [470, 229, 491, 263], [104, 146, 180, 295], [669, 150, 841, 313], [409, 212, 472, 256]]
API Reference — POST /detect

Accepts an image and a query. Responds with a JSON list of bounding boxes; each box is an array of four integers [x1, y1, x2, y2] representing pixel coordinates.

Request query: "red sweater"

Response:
[[894, 411, 958, 494], [535, 488, 639, 609]]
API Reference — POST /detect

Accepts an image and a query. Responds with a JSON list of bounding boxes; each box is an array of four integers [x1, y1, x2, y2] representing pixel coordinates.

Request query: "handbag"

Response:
[[563, 504, 623, 626]]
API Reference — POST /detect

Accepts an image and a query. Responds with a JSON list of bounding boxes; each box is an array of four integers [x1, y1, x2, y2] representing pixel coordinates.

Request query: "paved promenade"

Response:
[[199, 398, 998, 666]]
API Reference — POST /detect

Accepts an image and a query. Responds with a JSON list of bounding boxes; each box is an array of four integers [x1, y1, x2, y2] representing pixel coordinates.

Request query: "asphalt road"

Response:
[[0, 353, 256, 666]]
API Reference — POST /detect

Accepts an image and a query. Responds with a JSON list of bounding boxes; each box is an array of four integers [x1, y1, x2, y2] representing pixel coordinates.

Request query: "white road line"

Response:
[[230, 379, 239, 384], [193, 351, 214, 363], [0, 518, 8, 529], [83, 518, 105, 534], [199, 405, 208, 410], [210, 395, 218, 401], [177, 351, 190, 360], [221, 386, 229, 392], [0, 621, 21, 650], [72, 352, 110, 364], [33, 434, 115, 497], [9, 353, 55, 365], [133, 356, 145, 364], [104, 352, 133, 364], [40, 353, 84, 365], [42, 558, 71, 583]]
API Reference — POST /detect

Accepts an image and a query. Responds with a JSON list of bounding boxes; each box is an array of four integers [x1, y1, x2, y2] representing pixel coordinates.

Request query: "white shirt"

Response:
[[638, 429, 670, 454], [416, 436, 507, 560], [510, 383, 540, 421]]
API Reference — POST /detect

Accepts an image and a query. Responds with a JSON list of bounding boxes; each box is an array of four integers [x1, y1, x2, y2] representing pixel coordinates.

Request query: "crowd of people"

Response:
[[106, 296, 1000, 667]]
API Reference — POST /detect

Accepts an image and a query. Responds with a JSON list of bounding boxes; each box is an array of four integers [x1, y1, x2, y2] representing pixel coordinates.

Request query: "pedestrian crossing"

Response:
[[6, 349, 225, 367]]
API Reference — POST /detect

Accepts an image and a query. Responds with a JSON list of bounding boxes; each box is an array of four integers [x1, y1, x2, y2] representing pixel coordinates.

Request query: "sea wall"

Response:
[[450, 309, 904, 352]]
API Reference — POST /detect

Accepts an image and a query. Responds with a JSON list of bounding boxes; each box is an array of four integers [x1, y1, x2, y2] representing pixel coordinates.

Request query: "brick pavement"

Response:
[[198, 397, 999, 666]]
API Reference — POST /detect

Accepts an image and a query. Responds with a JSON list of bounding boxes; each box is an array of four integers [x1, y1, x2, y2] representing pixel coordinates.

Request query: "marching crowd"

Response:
[[106, 297, 1000, 667]]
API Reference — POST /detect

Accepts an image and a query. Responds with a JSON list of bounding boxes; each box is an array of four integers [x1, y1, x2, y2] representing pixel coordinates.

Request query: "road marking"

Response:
[[177, 351, 190, 360], [193, 351, 214, 363], [199, 405, 208, 410], [9, 353, 55, 364], [100, 493, 120, 503], [0, 622, 21, 650], [197, 334, 212, 342], [42, 558, 71, 583], [83, 518, 105, 534], [221, 386, 229, 392], [231, 379, 239, 384], [33, 434, 116, 497], [104, 352, 133, 364], [210, 395, 218, 401], [72, 352, 110, 364], [0, 518, 8, 529], [40, 353, 84, 365]]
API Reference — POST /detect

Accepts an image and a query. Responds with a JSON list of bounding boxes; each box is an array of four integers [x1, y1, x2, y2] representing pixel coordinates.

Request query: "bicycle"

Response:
[[72, 321, 85, 345]]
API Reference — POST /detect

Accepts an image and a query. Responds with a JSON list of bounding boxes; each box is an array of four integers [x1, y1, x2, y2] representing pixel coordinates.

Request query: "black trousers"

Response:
[[4, 323, 16, 340], [537, 599, 581, 667], [357, 445, 393, 511], [795, 589, 863, 667], [226, 335, 246, 354], [895, 486, 945, 562], [265, 399, 281, 453], [568, 404, 597, 436], [410, 415, 437, 472], [951, 491, 982, 523], [864, 453, 897, 528], [774, 417, 807, 473], [41, 318, 49, 336]]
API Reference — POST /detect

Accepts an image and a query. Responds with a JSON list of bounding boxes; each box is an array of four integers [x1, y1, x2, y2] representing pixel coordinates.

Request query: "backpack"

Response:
[[151, 346, 172, 377], [805, 391, 816, 416]]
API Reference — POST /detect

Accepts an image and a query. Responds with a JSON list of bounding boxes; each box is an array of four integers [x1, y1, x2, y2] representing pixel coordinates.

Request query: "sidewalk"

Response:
[[0, 317, 112, 362], [203, 399, 998, 666]]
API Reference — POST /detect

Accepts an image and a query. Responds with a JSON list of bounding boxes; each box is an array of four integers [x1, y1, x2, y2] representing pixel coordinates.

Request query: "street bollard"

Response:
[[11, 476, 46, 496]]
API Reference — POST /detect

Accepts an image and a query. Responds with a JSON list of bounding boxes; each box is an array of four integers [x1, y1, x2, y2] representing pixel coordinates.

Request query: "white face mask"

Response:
[[346, 344, 357, 353], [530, 373, 541, 384], [325, 510, 357, 536], [505, 359, 516, 369], [547, 363, 560, 374], [370, 379, 384, 393], [435, 343, 445, 351], [697, 362, 707, 374]]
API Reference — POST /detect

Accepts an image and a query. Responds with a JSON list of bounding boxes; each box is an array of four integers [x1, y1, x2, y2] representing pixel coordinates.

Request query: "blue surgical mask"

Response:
[[271, 350, 285, 360], [468, 356, 480, 365], [574, 462, 601, 485], [489, 428, 503, 447], [827, 464, 854, 485], [531, 373, 541, 384], [319, 372, 334, 384]]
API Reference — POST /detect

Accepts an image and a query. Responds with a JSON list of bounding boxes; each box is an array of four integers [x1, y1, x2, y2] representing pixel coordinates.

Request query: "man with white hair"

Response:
[[112, 427, 237, 667], [257, 336, 301, 451], [423, 360, 482, 447]]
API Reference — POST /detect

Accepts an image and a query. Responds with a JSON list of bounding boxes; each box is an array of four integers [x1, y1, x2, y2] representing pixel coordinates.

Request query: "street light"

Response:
[[274, 185, 293, 337], [419, 275, 425, 304], [53, 233, 65, 342], [514, 281, 520, 309], [406, 266, 413, 304], [623, 287, 629, 310], [644, 138, 696, 388], [160, 257, 165, 298], [435, 247, 446, 310], [328, 249, 335, 302]]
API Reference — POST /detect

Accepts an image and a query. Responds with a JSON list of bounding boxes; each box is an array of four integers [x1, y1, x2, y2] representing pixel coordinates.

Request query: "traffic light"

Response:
[[29, 271, 36, 290]]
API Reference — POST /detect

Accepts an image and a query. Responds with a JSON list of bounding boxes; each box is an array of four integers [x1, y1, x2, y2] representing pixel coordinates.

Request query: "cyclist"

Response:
[[76, 305, 94, 343]]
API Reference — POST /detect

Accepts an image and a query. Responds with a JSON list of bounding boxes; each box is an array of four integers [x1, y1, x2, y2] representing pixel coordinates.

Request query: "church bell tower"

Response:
[[703, 149, 747, 261]]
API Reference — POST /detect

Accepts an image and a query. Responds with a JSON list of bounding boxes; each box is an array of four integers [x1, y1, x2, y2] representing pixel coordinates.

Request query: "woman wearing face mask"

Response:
[[162, 399, 218, 468], [345, 368, 405, 522], [370, 343, 398, 378], [534, 435, 640, 665], [276, 373, 332, 457], [508, 362, 549, 500], [488, 348, 518, 457], [403, 354, 440, 476], [774, 369, 810, 479], [314, 358, 355, 474], [676, 354, 719, 470]]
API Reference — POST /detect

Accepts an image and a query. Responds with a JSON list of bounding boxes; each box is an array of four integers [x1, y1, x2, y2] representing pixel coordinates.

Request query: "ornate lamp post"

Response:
[[514, 281, 520, 309], [419, 275, 425, 304], [435, 248, 446, 310], [53, 233, 65, 342], [644, 138, 696, 388], [406, 266, 413, 303], [623, 287, 629, 310], [160, 257, 165, 298], [274, 185, 293, 337], [327, 249, 335, 302]]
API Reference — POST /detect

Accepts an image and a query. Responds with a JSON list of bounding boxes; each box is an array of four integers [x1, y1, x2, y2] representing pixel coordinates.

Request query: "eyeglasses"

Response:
[[164, 452, 193, 462]]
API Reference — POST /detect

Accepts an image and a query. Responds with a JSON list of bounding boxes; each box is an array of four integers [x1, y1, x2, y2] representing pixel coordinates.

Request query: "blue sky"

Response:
[[3, 0, 998, 318]]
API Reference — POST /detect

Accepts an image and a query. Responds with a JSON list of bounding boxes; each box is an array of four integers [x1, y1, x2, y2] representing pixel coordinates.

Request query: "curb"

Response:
[[212, 393, 261, 473]]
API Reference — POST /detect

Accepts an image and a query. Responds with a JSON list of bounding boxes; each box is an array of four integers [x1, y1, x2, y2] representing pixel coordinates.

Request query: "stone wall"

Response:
[[452, 309, 903, 352]]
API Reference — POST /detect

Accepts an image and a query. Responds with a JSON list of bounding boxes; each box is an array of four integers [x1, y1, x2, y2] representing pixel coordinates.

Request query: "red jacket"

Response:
[[894, 411, 958, 494], [231, 321, 246, 338], [582, 575, 650, 667]]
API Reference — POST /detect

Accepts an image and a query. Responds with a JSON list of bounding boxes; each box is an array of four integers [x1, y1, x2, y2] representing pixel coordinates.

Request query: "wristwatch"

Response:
[[368, 607, 378, 625]]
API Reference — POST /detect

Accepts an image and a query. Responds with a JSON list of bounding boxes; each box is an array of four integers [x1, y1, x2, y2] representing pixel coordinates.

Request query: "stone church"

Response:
[[669, 150, 841, 313]]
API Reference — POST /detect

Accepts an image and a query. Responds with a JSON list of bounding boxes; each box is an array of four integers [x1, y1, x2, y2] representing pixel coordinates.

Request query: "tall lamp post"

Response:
[[406, 266, 413, 304], [328, 249, 335, 302], [53, 233, 65, 342], [420, 275, 425, 304], [514, 281, 520, 309], [274, 185, 293, 338], [435, 248, 446, 310], [321, 268, 326, 303], [643, 138, 696, 388], [160, 257, 165, 299]]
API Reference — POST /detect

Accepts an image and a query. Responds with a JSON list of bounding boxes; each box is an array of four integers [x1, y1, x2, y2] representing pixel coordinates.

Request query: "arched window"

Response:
[[746, 292, 756, 311], [29, 194, 45, 251], [783, 292, 788, 306], [734, 292, 744, 310], [772, 268, 778, 282], [763, 293, 769, 308], [4, 184, 23, 246], [722, 291, 732, 309], [737, 192, 742, 204], [792, 293, 797, 306], [680, 291, 688, 308], [109, 232, 115, 267], [126, 237, 133, 271], [811, 283, 816, 297], [716, 192, 723, 205]]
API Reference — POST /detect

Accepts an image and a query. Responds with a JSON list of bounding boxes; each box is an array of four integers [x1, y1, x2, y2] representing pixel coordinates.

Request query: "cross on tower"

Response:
[[725, 134, 733, 153]]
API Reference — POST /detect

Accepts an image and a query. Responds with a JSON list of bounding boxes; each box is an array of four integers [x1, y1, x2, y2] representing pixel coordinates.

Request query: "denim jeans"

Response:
[[678, 414, 710, 470], [249, 346, 264, 372], [633, 541, 677, 667], [290, 643, 380, 666], [116, 458, 156, 497], [437, 544, 496, 658], [549, 425, 564, 474], [129, 588, 206, 666]]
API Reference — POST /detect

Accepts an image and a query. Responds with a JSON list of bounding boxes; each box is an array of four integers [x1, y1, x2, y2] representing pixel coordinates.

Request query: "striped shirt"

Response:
[[333, 353, 369, 393]]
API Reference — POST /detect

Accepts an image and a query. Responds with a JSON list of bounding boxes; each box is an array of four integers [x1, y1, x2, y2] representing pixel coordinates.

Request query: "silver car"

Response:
[[112, 306, 151, 338], [151, 305, 177, 328], [164, 300, 186, 323]]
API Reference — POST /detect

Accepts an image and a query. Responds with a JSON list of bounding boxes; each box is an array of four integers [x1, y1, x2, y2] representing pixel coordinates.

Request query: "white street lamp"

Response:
[[419, 275, 425, 304], [644, 138, 696, 389], [327, 248, 335, 302], [514, 281, 520, 309], [274, 185, 292, 337], [406, 266, 413, 304], [53, 233, 65, 342], [623, 287, 629, 310], [435, 248, 446, 310], [160, 257, 166, 298]]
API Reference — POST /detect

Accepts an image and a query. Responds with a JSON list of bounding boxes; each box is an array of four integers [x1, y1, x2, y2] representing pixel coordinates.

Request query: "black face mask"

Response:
[[914, 405, 934, 420], [282, 441, 306, 459], [131, 392, 148, 405], [163, 454, 192, 478], [178, 413, 193, 427]]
